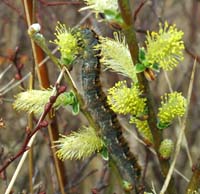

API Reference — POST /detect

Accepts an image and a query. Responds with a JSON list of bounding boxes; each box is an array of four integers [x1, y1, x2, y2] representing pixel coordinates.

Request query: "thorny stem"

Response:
[[117, 1, 176, 193]]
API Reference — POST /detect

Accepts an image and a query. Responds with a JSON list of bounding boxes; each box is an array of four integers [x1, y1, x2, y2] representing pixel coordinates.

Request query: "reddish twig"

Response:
[[2, 0, 25, 20], [8, 47, 25, 89], [185, 47, 200, 64], [133, 0, 147, 22], [38, 0, 81, 6], [0, 85, 66, 173], [22, 1, 68, 193]]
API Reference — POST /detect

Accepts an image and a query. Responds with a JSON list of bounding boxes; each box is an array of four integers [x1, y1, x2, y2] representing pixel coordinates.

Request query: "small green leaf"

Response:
[[63, 92, 74, 105], [69, 92, 79, 115], [135, 63, 146, 73], [63, 91, 79, 115], [157, 121, 171, 130], [72, 101, 79, 115], [61, 57, 71, 66], [122, 180, 133, 192], [139, 48, 146, 61], [104, 9, 123, 24], [151, 63, 160, 72], [100, 146, 109, 161]]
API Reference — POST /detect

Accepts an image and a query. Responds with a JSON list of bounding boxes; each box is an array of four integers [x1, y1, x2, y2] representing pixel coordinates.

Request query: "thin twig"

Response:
[[0, 64, 12, 80], [0, 73, 31, 96], [39, 0, 81, 6], [3, 68, 66, 194], [133, 0, 147, 22], [0, 79, 15, 93], [23, 1, 67, 193], [160, 60, 197, 194], [123, 124, 190, 183], [29, 30, 100, 132], [164, 71, 193, 167], [185, 47, 200, 64], [28, 74, 34, 194], [118, 1, 176, 193]]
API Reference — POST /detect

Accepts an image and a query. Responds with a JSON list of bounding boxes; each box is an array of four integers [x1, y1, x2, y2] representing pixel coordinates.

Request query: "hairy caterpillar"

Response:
[[74, 28, 141, 191]]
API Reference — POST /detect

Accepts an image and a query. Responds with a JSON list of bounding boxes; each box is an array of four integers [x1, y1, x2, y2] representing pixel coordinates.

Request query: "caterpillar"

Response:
[[74, 28, 142, 192]]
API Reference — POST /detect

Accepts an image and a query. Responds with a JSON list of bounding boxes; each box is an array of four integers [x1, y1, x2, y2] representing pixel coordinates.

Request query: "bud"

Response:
[[159, 139, 174, 159]]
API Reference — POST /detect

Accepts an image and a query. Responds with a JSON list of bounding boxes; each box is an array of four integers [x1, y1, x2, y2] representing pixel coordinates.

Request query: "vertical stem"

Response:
[[28, 75, 34, 194], [22, 1, 67, 193], [117, 1, 176, 193]]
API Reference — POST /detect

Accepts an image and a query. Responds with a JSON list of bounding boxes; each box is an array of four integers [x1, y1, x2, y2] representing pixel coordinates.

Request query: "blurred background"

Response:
[[0, 0, 200, 193]]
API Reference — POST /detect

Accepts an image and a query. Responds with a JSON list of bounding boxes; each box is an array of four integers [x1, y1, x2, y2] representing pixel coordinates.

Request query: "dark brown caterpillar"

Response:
[[75, 28, 141, 192]]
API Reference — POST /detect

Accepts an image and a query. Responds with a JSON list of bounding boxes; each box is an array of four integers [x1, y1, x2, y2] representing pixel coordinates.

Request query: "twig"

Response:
[[117, 1, 176, 193], [0, 73, 31, 96], [123, 124, 190, 183], [3, 69, 66, 194], [94, 161, 109, 192], [11, 47, 25, 89], [23, 1, 67, 193], [29, 30, 100, 132], [142, 148, 150, 184], [28, 74, 34, 194], [185, 47, 200, 64], [0, 64, 12, 80], [163, 71, 193, 167], [39, 0, 81, 6], [186, 159, 200, 193], [65, 169, 98, 192], [160, 60, 197, 194], [133, 0, 147, 22], [71, 155, 95, 183], [2, 0, 25, 20], [0, 79, 15, 93]]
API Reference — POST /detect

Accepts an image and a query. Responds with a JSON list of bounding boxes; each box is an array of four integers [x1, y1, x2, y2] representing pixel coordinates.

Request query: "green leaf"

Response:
[[122, 180, 132, 192], [104, 9, 123, 24], [60, 57, 71, 66], [135, 63, 146, 73], [70, 92, 80, 115], [60, 57, 75, 66], [139, 48, 146, 61], [157, 121, 171, 130], [100, 146, 109, 161], [63, 92, 74, 105], [63, 91, 80, 115], [151, 63, 160, 72], [71, 101, 79, 115]]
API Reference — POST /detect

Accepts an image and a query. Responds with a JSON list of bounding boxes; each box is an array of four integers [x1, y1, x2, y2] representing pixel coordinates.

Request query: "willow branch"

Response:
[[117, 1, 176, 193], [160, 60, 196, 194]]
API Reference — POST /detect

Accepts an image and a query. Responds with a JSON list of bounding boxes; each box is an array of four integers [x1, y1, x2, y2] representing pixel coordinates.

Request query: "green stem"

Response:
[[117, 1, 177, 193]]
